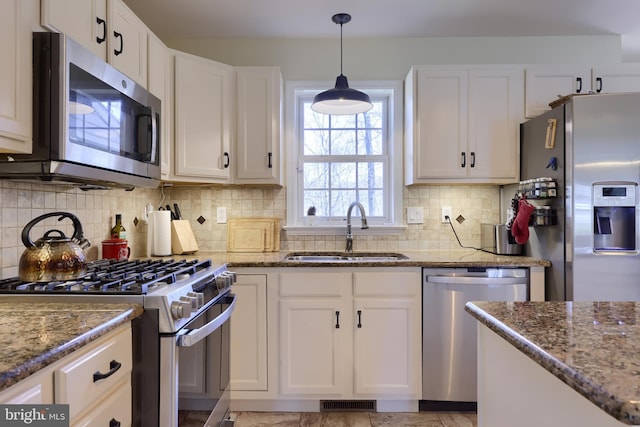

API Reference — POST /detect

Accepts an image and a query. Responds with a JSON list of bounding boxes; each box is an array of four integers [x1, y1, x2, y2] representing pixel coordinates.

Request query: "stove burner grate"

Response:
[[0, 258, 213, 295]]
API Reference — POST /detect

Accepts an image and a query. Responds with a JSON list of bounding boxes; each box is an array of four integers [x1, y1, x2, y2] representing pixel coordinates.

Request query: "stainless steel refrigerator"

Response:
[[518, 92, 640, 301]]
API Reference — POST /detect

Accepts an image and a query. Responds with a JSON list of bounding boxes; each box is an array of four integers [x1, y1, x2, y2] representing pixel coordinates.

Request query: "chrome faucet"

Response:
[[346, 201, 369, 252]]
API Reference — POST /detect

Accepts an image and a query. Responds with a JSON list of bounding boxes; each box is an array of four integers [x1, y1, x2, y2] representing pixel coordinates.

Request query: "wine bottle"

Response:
[[111, 214, 127, 239]]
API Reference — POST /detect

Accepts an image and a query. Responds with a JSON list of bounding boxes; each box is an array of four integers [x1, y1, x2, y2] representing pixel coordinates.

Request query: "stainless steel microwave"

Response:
[[0, 32, 161, 189]]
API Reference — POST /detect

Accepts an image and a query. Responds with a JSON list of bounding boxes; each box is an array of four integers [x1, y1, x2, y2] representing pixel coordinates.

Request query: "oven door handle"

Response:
[[176, 294, 236, 347]]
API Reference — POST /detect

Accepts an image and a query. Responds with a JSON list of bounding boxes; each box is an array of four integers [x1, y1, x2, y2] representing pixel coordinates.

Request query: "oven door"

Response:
[[159, 294, 236, 427]]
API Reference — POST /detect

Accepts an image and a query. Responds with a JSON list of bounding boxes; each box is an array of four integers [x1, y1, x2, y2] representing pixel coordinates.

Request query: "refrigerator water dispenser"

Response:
[[593, 183, 637, 251]]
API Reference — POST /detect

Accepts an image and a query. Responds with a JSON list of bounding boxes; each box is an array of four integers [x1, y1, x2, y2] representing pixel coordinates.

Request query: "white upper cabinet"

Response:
[[147, 33, 172, 179], [41, 0, 108, 60], [107, 0, 148, 87], [525, 64, 640, 118], [0, 0, 37, 153], [173, 51, 233, 182], [235, 67, 283, 185], [591, 65, 640, 94], [405, 65, 523, 184], [41, 0, 148, 86]]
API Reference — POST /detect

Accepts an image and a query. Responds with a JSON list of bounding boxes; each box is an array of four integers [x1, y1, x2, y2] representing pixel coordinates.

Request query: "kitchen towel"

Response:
[[151, 210, 172, 256], [511, 197, 535, 244]]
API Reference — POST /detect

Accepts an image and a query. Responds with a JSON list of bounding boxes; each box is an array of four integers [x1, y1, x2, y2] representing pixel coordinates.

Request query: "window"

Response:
[[285, 81, 404, 234]]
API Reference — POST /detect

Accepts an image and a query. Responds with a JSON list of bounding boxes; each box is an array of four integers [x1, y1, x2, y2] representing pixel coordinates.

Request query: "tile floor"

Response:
[[178, 411, 477, 427]]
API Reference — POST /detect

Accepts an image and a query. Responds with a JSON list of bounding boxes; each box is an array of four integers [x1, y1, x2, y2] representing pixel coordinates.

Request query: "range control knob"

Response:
[[215, 274, 231, 290], [170, 300, 192, 319], [187, 291, 205, 308], [180, 295, 198, 310]]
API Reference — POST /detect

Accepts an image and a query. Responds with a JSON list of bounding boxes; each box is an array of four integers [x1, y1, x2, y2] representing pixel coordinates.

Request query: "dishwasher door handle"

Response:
[[426, 276, 527, 285]]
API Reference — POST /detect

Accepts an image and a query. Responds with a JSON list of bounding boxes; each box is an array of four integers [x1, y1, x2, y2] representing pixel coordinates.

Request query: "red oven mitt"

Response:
[[511, 198, 535, 244]]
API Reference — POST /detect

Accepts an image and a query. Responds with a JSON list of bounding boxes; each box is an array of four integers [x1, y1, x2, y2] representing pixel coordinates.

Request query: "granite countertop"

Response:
[[466, 301, 640, 425], [195, 249, 550, 268], [0, 302, 143, 391]]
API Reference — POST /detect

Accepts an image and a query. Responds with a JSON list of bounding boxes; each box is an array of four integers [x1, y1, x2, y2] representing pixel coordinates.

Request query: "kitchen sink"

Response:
[[283, 252, 410, 262]]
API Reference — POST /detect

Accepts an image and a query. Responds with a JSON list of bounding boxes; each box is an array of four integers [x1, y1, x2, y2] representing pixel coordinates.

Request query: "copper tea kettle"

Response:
[[19, 212, 91, 282]]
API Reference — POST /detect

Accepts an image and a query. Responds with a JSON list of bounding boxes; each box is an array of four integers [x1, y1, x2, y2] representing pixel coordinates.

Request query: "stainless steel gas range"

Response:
[[0, 258, 236, 427]]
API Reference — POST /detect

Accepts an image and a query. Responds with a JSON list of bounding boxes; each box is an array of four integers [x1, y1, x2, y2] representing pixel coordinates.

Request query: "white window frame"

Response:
[[284, 80, 406, 235]]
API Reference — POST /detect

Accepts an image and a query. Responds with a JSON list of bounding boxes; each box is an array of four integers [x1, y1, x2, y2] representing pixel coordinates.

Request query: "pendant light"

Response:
[[311, 13, 372, 115]]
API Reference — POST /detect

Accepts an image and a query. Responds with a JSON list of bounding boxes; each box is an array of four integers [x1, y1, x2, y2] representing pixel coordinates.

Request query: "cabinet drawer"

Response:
[[353, 271, 420, 297], [280, 272, 350, 297], [72, 379, 131, 427], [55, 326, 132, 420]]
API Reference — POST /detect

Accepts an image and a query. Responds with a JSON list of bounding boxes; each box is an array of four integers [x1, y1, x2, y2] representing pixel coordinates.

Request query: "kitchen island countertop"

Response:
[[466, 300, 640, 425], [0, 302, 143, 391]]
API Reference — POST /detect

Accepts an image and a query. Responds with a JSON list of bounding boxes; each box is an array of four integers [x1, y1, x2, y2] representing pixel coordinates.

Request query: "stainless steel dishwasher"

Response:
[[422, 267, 528, 410]]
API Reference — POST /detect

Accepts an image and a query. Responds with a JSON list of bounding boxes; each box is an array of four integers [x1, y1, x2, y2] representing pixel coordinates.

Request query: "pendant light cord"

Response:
[[339, 21, 344, 76]]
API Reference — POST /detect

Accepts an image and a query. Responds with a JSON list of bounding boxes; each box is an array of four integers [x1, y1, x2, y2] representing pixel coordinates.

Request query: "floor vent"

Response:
[[320, 400, 376, 412]]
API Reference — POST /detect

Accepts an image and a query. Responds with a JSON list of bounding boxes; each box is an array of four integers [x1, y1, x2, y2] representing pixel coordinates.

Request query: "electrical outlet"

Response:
[[216, 207, 227, 224], [441, 206, 452, 223]]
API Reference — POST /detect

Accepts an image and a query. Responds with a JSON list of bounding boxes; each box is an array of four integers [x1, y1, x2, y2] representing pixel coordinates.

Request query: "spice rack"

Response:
[[518, 178, 559, 226], [519, 178, 558, 199]]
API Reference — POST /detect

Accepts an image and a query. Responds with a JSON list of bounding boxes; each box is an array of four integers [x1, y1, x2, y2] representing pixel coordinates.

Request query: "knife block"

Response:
[[171, 220, 199, 254]]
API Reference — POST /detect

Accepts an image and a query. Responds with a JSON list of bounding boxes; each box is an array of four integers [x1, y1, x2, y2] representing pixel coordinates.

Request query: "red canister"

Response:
[[102, 238, 130, 261]]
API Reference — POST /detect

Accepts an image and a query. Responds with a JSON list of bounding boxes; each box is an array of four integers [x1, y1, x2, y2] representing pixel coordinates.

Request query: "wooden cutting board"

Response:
[[227, 217, 280, 252]]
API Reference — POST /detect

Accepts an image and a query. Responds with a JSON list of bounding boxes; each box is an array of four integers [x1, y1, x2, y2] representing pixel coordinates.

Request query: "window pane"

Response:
[[331, 190, 357, 216], [331, 114, 356, 129], [357, 190, 384, 216], [303, 102, 329, 128], [357, 162, 383, 188], [331, 129, 356, 155], [357, 129, 383, 155], [357, 103, 383, 128], [304, 163, 329, 188], [304, 130, 329, 155], [304, 190, 330, 217], [331, 163, 356, 188]]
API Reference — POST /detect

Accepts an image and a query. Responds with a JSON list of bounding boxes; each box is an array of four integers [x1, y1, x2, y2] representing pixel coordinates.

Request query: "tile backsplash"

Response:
[[0, 180, 500, 278]]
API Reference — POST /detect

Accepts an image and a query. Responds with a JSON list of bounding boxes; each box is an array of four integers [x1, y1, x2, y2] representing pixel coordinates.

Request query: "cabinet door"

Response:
[[148, 34, 172, 179], [174, 52, 233, 182], [72, 379, 131, 427], [230, 274, 268, 391], [108, 0, 148, 86], [592, 64, 640, 94], [0, 368, 53, 404], [279, 271, 351, 396], [0, 0, 35, 153], [413, 66, 468, 179], [525, 65, 590, 118], [235, 67, 283, 184], [41, 0, 108, 59], [353, 298, 421, 397], [353, 271, 421, 398], [279, 298, 348, 395], [468, 67, 523, 181]]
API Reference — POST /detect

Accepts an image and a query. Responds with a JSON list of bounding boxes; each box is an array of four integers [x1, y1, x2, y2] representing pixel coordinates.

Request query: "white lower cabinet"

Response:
[[279, 272, 350, 396], [230, 273, 268, 391], [0, 323, 132, 426], [278, 268, 422, 400]]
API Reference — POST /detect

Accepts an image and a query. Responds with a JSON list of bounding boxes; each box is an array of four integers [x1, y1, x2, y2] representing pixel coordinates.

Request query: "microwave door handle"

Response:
[[151, 109, 158, 163], [176, 294, 236, 347]]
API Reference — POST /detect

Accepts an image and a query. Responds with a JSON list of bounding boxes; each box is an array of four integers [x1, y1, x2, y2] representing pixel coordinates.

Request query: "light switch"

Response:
[[407, 207, 424, 224]]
